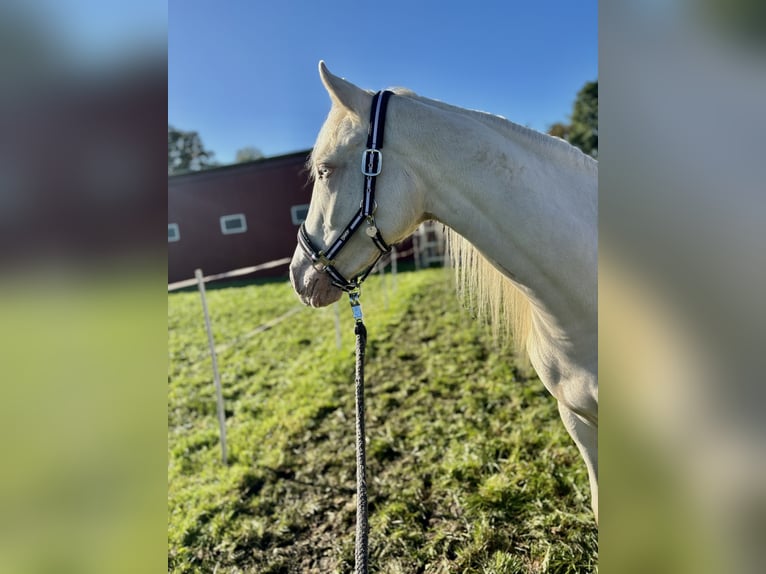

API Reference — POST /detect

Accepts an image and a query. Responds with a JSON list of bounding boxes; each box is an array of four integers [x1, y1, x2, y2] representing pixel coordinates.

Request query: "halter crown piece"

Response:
[[298, 90, 394, 292]]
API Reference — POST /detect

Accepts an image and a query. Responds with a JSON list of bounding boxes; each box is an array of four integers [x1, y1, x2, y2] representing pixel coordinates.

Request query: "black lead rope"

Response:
[[299, 91, 395, 571], [348, 287, 369, 573]]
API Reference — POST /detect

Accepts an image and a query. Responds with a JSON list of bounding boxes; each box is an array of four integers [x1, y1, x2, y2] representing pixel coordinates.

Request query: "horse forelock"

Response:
[[307, 107, 367, 180], [309, 87, 416, 173]]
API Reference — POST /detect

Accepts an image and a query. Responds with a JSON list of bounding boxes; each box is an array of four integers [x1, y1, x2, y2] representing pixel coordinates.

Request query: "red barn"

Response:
[[168, 149, 436, 285], [168, 150, 312, 283]]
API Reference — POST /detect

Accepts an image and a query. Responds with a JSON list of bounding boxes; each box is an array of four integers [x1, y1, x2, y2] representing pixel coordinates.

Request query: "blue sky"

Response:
[[169, 1, 597, 163]]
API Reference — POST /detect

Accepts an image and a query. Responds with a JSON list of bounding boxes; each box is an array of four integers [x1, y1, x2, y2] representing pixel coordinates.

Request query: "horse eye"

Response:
[[317, 165, 332, 180]]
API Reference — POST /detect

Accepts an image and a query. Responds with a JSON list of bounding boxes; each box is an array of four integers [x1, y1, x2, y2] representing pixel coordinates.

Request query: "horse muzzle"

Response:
[[289, 249, 344, 308]]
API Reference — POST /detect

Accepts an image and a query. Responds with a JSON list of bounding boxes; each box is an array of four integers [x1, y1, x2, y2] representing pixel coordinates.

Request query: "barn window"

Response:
[[291, 204, 310, 225], [220, 213, 247, 235], [168, 223, 180, 242]]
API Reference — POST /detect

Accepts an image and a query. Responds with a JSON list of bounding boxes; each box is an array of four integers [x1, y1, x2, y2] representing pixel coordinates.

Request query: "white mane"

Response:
[[386, 89, 595, 355], [390, 89, 598, 171]]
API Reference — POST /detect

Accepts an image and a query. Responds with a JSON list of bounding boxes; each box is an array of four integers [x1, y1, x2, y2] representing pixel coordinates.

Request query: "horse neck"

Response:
[[392, 94, 597, 347]]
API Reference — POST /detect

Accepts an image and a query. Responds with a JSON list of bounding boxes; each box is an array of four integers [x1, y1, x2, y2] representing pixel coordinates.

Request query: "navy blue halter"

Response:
[[298, 90, 394, 291]]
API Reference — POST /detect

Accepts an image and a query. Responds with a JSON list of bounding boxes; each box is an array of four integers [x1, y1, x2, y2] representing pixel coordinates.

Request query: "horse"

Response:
[[289, 62, 598, 520]]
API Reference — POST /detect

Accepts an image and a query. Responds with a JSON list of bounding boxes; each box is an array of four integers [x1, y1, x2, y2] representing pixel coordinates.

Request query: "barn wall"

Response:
[[168, 151, 311, 282]]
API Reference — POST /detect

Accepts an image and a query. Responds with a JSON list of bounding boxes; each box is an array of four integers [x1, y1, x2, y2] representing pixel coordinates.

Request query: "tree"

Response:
[[168, 125, 217, 174], [699, 0, 766, 47], [548, 80, 598, 157], [547, 122, 571, 141], [234, 146, 264, 163]]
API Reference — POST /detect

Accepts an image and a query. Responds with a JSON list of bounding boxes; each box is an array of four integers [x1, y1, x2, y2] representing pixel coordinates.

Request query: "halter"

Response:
[[298, 90, 394, 292]]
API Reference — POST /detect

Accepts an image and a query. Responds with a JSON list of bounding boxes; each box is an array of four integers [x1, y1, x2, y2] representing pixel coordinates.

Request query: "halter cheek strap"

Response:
[[298, 90, 394, 291]]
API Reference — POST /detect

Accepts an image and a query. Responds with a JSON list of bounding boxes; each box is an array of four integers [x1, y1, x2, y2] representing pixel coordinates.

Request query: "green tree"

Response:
[[700, 0, 766, 47], [548, 81, 598, 157], [234, 146, 264, 163], [168, 125, 217, 174], [548, 122, 571, 141]]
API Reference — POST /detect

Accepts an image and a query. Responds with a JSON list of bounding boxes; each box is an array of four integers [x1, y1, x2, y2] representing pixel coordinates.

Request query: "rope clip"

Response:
[[348, 285, 363, 322]]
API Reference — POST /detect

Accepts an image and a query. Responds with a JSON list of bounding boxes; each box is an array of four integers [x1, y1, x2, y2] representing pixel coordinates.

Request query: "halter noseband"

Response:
[[298, 90, 394, 292]]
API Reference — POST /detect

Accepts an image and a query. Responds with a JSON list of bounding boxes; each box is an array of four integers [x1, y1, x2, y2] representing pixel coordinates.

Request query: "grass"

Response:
[[168, 268, 597, 573]]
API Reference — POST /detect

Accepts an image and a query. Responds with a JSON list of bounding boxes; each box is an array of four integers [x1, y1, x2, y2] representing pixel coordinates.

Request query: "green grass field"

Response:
[[168, 268, 597, 573]]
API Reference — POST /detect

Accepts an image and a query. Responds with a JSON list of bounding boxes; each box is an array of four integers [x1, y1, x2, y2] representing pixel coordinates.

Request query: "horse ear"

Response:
[[318, 61, 369, 116]]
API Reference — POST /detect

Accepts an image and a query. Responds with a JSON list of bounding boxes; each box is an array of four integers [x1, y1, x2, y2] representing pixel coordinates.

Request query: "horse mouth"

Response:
[[303, 281, 343, 308], [289, 256, 343, 308]]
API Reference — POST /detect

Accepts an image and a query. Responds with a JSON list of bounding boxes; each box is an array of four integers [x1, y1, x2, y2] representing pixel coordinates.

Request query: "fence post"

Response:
[[379, 259, 389, 310], [413, 233, 421, 270], [195, 268, 228, 465], [333, 301, 342, 349], [391, 246, 398, 291]]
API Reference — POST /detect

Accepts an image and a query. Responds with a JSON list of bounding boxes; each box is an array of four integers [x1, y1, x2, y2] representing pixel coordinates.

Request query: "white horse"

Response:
[[290, 62, 598, 520]]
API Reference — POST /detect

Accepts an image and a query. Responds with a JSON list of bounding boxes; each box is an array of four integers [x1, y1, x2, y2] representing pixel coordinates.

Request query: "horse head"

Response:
[[290, 62, 424, 307]]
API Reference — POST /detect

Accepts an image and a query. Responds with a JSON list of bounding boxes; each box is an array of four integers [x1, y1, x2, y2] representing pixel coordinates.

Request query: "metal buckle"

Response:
[[311, 251, 335, 272], [361, 149, 382, 177]]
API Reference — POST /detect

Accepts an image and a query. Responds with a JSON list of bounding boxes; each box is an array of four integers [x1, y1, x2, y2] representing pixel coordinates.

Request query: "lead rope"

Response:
[[348, 286, 369, 574]]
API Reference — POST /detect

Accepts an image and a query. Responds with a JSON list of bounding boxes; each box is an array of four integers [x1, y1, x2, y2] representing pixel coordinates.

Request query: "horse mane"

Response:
[[383, 89, 557, 355], [395, 88, 596, 355], [445, 227, 534, 356], [390, 88, 598, 172]]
